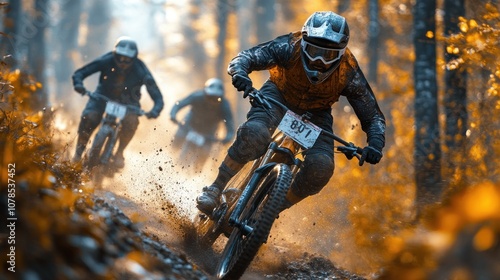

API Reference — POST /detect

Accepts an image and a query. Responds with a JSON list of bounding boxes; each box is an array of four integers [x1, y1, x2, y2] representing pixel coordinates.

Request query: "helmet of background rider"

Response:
[[113, 36, 138, 70], [204, 78, 224, 103], [300, 11, 350, 84]]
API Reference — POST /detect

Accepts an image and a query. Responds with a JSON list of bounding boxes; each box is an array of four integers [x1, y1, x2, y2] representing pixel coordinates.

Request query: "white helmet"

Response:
[[301, 11, 350, 84], [204, 78, 224, 97], [113, 36, 138, 68]]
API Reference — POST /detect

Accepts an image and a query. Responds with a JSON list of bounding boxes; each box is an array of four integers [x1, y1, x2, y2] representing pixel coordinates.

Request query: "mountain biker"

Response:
[[196, 11, 386, 215], [169, 78, 235, 152], [72, 36, 164, 168]]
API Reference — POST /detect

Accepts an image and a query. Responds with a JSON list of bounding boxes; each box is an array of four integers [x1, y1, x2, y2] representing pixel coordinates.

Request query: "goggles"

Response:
[[301, 39, 345, 65], [116, 55, 133, 64]]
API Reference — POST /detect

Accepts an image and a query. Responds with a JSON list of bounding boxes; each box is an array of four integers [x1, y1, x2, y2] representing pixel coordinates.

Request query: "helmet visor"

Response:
[[116, 54, 133, 64], [301, 39, 345, 65]]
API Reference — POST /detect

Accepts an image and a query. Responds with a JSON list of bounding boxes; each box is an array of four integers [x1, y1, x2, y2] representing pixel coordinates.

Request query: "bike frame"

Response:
[[228, 132, 302, 235], [98, 111, 124, 164], [85, 92, 144, 168]]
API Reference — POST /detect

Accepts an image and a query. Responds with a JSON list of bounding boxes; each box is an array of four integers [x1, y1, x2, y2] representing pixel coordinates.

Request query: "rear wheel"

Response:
[[216, 163, 292, 280]]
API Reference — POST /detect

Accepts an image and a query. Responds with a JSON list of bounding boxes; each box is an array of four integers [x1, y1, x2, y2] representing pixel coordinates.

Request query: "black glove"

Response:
[[145, 110, 159, 119], [232, 73, 253, 97], [359, 146, 383, 166], [74, 85, 86, 95]]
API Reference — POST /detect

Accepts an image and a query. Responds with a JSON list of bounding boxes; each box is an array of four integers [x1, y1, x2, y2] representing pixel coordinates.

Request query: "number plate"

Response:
[[186, 131, 205, 146], [105, 101, 127, 119], [277, 111, 321, 149]]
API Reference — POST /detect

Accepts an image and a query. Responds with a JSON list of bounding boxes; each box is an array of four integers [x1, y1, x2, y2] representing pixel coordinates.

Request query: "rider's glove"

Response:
[[74, 85, 86, 95], [231, 72, 253, 98], [145, 110, 160, 119], [359, 146, 382, 165], [359, 138, 384, 165]]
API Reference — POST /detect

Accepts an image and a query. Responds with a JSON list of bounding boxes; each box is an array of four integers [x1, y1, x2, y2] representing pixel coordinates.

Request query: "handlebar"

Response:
[[171, 118, 227, 143], [246, 88, 365, 163], [85, 91, 145, 116]]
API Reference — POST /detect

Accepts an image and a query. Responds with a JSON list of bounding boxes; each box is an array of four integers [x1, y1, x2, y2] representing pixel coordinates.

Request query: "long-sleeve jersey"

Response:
[[72, 52, 164, 115], [170, 90, 235, 138], [227, 31, 385, 146]]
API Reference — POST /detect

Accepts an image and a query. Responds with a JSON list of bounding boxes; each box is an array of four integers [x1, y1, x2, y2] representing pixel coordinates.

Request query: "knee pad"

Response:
[[292, 153, 334, 197], [228, 121, 271, 162], [122, 115, 139, 131]]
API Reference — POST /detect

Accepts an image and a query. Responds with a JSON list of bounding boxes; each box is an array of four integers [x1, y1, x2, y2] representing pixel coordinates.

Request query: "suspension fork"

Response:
[[228, 135, 301, 235], [228, 163, 276, 235], [100, 117, 122, 164]]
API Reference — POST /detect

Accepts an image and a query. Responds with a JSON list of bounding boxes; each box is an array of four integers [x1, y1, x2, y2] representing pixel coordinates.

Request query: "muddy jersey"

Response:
[[227, 31, 385, 144], [72, 52, 164, 115]]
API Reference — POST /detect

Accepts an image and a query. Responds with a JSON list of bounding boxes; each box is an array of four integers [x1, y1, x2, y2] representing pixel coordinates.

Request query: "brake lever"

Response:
[[337, 144, 362, 162], [248, 89, 271, 109]]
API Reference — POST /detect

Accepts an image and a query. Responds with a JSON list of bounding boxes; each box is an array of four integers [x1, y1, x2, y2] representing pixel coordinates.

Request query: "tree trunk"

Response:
[[27, 0, 49, 110], [474, 0, 497, 181], [181, 0, 206, 86], [0, 0, 22, 68], [255, 0, 275, 42], [443, 0, 467, 190], [253, 0, 275, 85], [413, 0, 442, 215], [53, 0, 83, 100], [216, 0, 231, 79], [82, 0, 111, 60], [235, 0, 252, 125], [367, 0, 379, 84]]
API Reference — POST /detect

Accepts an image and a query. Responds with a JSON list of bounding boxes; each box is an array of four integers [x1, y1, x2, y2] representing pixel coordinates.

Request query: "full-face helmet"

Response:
[[204, 78, 224, 102], [113, 36, 138, 69], [301, 11, 350, 84]]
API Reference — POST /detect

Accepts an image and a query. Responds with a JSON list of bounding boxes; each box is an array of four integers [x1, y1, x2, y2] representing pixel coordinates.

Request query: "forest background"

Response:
[[1, 0, 499, 279]]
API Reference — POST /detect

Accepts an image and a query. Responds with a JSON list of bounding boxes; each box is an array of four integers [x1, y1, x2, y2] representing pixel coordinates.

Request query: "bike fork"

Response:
[[228, 163, 276, 236]]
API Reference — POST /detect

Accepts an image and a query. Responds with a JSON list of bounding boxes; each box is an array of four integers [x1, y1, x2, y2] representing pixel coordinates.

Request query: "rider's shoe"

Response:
[[196, 184, 222, 215], [114, 154, 125, 169]]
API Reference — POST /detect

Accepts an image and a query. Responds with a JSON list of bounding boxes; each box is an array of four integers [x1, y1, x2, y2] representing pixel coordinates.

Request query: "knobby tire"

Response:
[[216, 163, 292, 280], [87, 127, 111, 168]]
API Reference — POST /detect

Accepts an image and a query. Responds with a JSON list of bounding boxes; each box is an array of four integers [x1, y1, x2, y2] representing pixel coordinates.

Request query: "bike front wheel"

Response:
[[216, 163, 292, 280], [86, 126, 112, 169]]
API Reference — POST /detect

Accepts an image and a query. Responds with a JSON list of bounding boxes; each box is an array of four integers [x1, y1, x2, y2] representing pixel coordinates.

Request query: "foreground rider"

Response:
[[169, 78, 235, 150], [72, 36, 164, 168], [196, 11, 386, 215]]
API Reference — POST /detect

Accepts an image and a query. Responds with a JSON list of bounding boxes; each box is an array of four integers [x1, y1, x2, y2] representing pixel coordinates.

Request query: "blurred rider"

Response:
[[72, 36, 164, 168], [169, 78, 235, 162], [196, 11, 386, 215]]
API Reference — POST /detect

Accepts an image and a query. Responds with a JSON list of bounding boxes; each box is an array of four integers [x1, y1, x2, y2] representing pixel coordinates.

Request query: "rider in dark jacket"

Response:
[[170, 78, 235, 149], [196, 11, 386, 215], [72, 36, 164, 168]]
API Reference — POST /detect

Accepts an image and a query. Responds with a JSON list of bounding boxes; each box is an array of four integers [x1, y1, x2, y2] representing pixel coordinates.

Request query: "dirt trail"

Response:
[[90, 141, 376, 280]]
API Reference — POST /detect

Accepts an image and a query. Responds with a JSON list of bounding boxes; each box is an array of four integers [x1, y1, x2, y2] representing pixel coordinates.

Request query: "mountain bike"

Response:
[[83, 91, 144, 183], [193, 89, 364, 280], [171, 119, 224, 172]]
